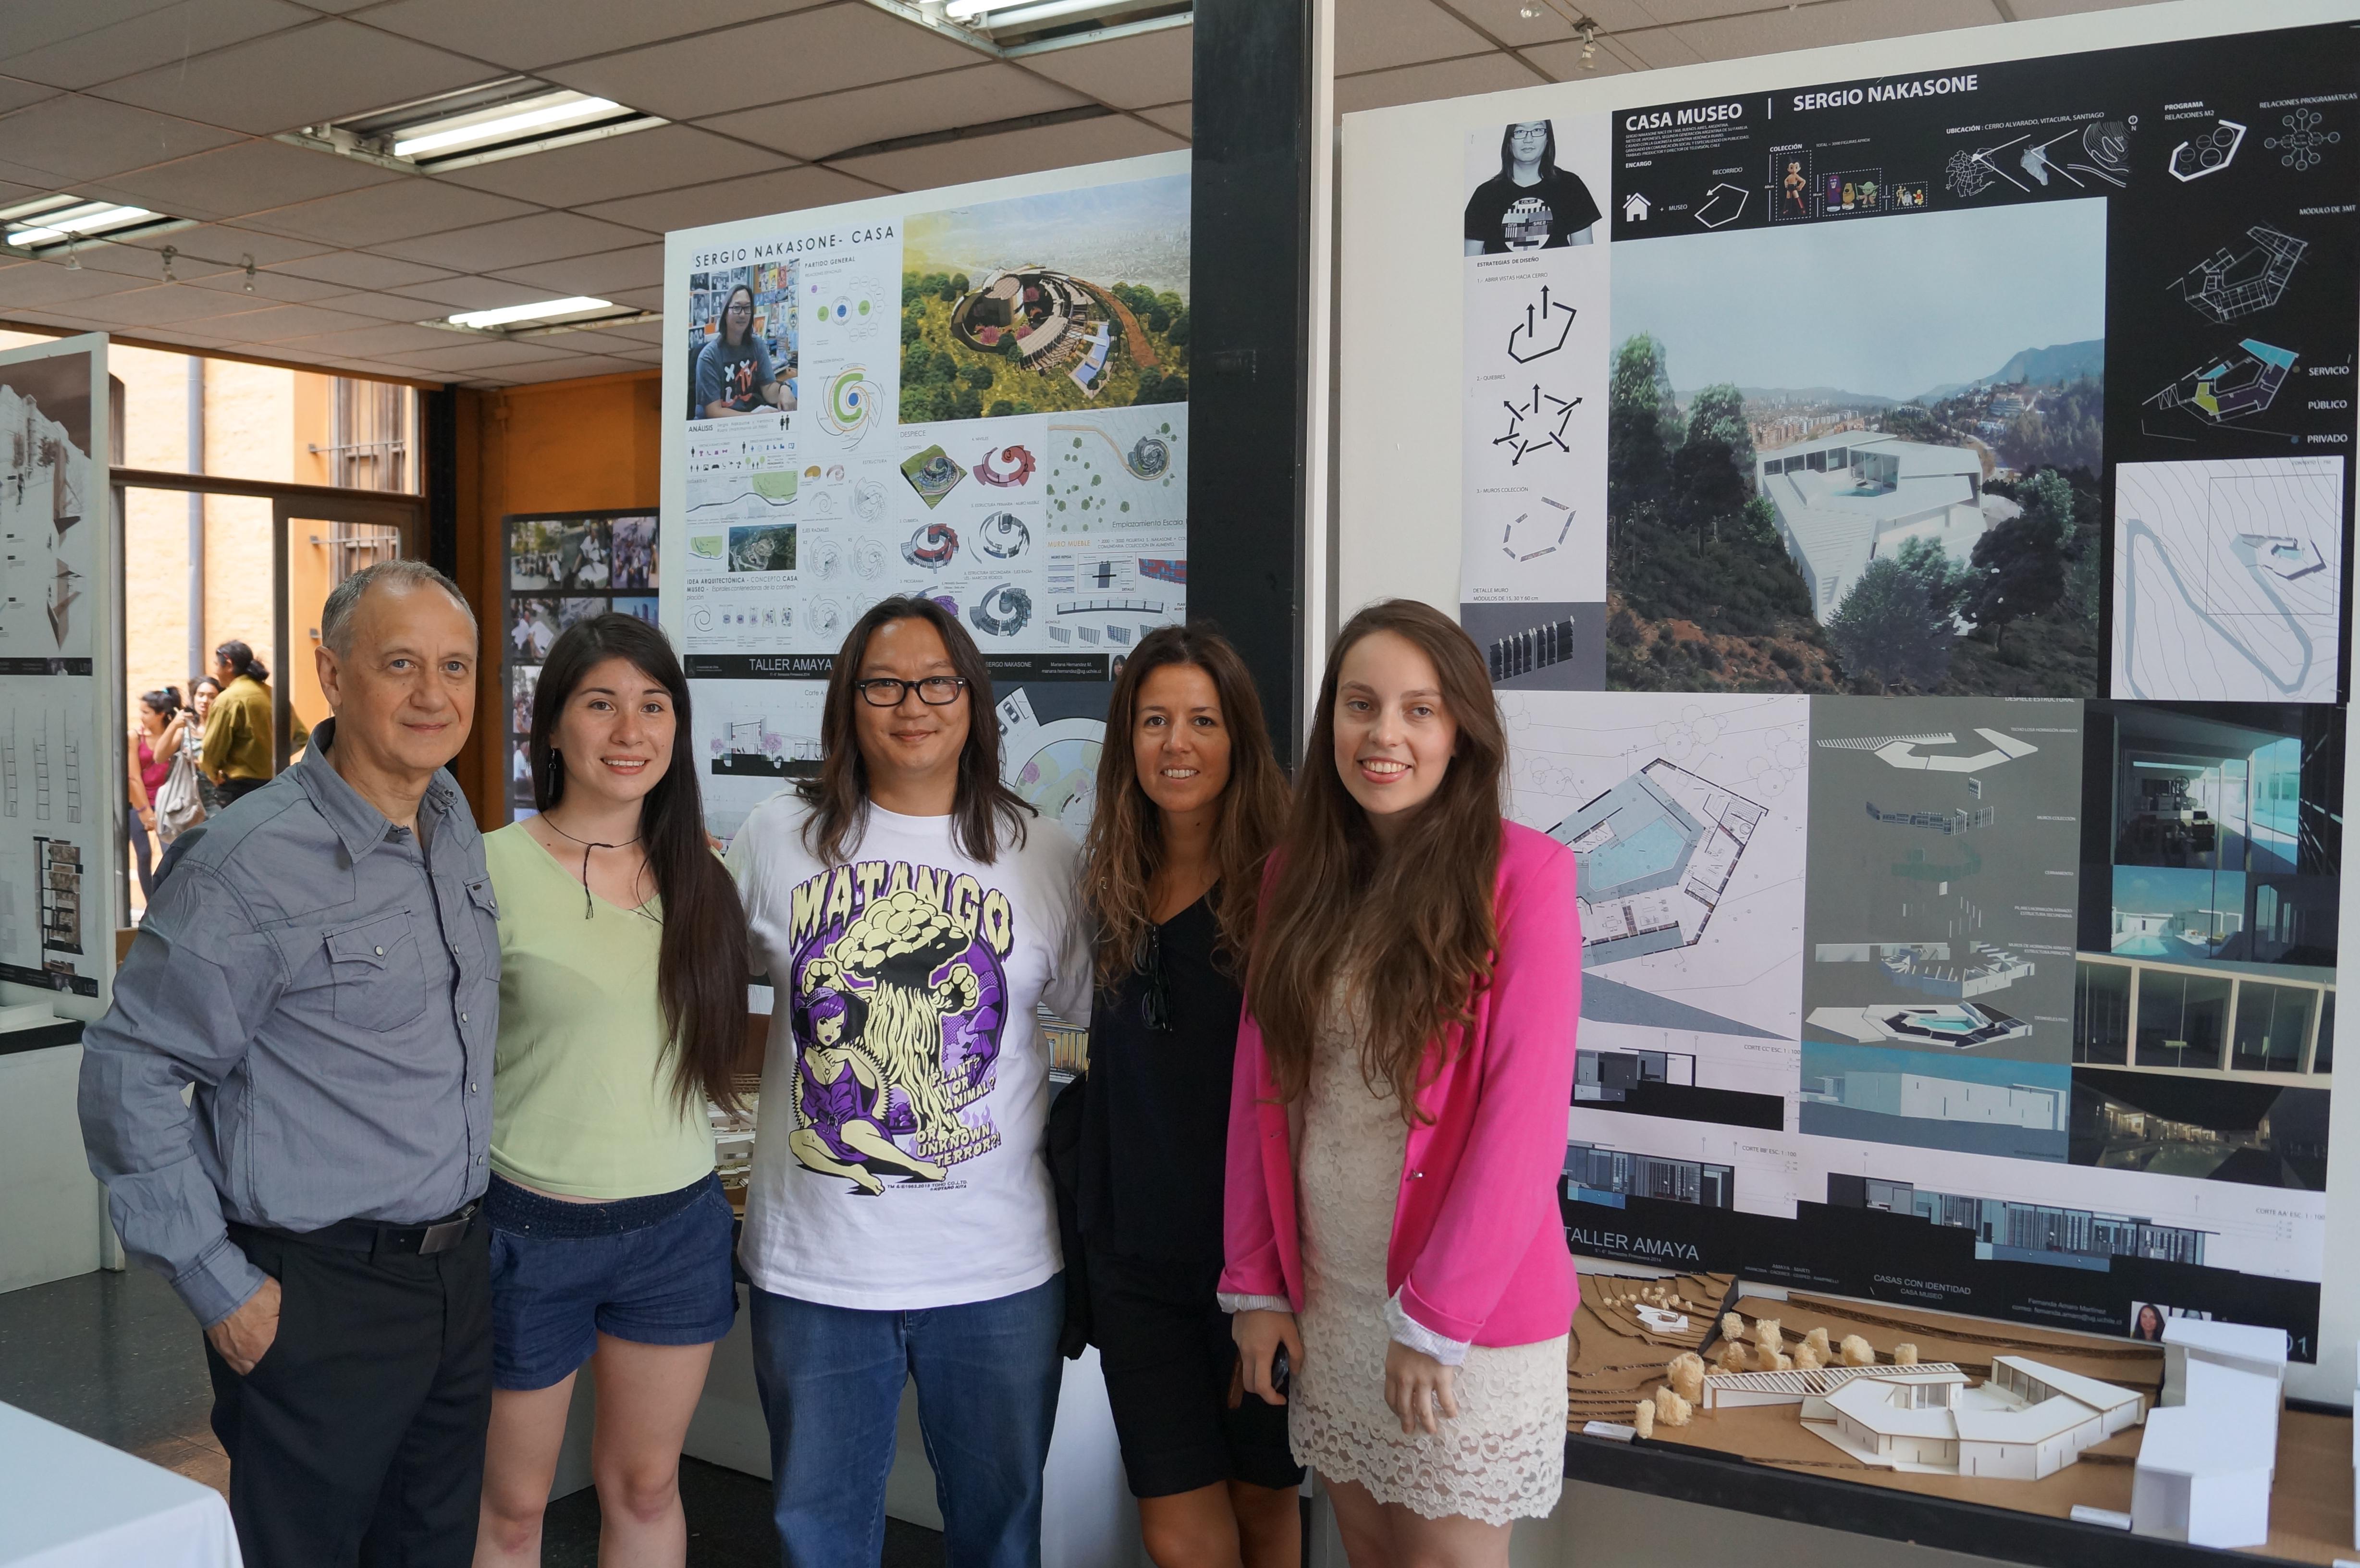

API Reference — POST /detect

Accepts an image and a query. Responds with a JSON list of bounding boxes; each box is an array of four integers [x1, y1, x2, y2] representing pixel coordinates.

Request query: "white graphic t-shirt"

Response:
[[728, 795, 1091, 1310]]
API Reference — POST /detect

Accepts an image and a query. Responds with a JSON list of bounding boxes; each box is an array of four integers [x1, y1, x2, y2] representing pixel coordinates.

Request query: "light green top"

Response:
[[484, 823, 714, 1199]]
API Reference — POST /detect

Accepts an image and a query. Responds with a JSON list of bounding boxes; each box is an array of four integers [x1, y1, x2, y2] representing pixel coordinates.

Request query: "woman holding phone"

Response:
[[1222, 600, 1582, 1568], [1077, 625, 1299, 1568]]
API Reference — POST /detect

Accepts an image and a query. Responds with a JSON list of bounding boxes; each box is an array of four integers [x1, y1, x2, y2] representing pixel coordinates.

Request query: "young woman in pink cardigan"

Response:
[[1223, 599, 1581, 1566]]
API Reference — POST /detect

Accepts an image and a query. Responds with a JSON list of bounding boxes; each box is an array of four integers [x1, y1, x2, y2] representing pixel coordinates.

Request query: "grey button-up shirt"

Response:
[[78, 718, 499, 1326]]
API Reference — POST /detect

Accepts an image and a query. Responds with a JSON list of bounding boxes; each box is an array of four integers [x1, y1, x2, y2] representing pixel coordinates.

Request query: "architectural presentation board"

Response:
[[499, 509, 661, 820], [1338, 0, 2358, 1386], [0, 334, 112, 1017], [659, 154, 1191, 841]]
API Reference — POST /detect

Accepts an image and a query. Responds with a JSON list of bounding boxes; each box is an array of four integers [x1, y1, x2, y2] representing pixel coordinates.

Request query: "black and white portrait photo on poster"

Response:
[[1465, 119, 1605, 254]]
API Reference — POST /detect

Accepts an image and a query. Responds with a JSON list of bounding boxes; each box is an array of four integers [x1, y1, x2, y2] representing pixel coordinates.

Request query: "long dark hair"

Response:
[[215, 639, 269, 684], [1498, 119, 1558, 180], [718, 283, 755, 347], [799, 595, 1031, 866], [140, 686, 182, 721], [1081, 624, 1289, 988], [1246, 600, 1506, 1119], [532, 613, 749, 1113]]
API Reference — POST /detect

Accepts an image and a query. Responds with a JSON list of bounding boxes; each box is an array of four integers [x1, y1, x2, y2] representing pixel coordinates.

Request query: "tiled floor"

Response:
[[0, 1267, 945, 1568]]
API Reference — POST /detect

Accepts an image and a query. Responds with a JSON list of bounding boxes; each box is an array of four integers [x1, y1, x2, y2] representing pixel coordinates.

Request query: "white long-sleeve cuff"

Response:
[[1386, 1290, 1472, 1366], [1218, 1292, 1292, 1315]]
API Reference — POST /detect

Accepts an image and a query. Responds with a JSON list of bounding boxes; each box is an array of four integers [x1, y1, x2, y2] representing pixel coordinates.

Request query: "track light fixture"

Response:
[[242, 255, 257, 293], [161, 245, 177, 282]]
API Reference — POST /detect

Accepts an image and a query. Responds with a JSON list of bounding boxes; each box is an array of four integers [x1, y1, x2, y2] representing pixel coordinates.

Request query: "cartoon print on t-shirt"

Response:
[[786, 870, 1012, 1192]]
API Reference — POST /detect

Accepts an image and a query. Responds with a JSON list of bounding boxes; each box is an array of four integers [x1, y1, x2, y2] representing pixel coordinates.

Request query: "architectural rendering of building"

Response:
[[1806, 1000, 2030, 1049], [1565, 1142, 1734, 1209], [1801, 1066, 2063, 1133], [1827, 1172, 2211, 1267], [1752, 431, 1992, 620], [1575, 1048, 1696, 1104]]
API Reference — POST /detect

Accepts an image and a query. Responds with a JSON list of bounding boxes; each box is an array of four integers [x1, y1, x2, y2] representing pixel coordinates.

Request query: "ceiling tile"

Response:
[[569, 316, 664, 345], [486, 243, 662, 296], [195, 300, 390, 340], [269, 249, 455, 290], [1670, 0, 2000, 59], [478, 352, 648, 383], [1336, 51, 1544, 114], [3, 0, 313, 91], [1605, 25, 1703, 69], [696, 62, 1089, 161], [1333, 0, 1488, 77], [1428, 0, 1661, 48], [0, 0, 192, 59], [91, 18, 497, 135], [439, 124, 789, 207], [385, 274, 574, 311], [1137, 101, 1190, 137], [1011, 24, 1190, 111], [377, 337, 591, 370], [0, 76, 63, 115], [541, 6, 985, 123], [830, 115, 1184, 193], [0, 262, 151, 307], [1522, 36, 1639, 80], [80, 137, 399, 222], [52, 280, 262, 325], [2008, 0, 2172, 13], [147, 221, 337, 268], [0, 96, 245, 188], [374, 208, 651, 270], [295, 286, 458, 318], [356, 0, 816, 73], [182, 265, 356, 302], [603, 285, 662, 312], [235, 177, 539, 247], [265, 321, 475, 356], [46, 238, 230, 283], [574, 163, 883, 232]]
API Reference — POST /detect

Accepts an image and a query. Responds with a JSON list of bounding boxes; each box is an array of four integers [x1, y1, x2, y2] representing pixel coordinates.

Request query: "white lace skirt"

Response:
[[1287, 1014, 1567, 1525]]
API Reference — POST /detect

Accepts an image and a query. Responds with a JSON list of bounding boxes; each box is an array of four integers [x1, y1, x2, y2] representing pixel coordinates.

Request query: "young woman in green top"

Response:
[[475, 613, 750, 1568]]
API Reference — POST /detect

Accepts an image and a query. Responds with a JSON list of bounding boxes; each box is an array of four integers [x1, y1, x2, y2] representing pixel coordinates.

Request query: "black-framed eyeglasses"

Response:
[[854, 676, 968, 707]]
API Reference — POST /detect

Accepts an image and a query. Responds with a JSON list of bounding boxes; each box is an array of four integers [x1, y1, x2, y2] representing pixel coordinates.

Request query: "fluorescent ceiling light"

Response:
[[448, 296, 615, 330], [393, 92, 624, 159], [5, 200, 157, 248], [945, 0, 1186, 32]]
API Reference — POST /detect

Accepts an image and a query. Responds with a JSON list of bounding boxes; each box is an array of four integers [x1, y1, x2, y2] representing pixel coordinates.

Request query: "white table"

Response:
[[0, 1402, 241, 1568]]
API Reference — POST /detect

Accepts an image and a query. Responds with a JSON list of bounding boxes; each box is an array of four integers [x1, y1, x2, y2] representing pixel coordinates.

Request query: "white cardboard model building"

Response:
[[1797, 1358, 2145, 1481], [2131, 1320, 2287, 1549], [1699, 1360, 1964, 1410]]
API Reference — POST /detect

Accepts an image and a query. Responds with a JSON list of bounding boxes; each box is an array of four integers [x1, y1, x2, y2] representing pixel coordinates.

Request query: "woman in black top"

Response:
[[1463, 119, 1601, 254], [1079, 624, 1297, 1568]]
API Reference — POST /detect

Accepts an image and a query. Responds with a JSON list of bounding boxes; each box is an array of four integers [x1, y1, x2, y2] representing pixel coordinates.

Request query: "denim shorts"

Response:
[[486, 1172, 739, 1391]]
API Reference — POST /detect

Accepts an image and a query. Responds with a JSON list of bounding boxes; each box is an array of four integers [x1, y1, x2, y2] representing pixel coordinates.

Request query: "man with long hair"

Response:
[[697, 282, 794, 416], [1463, 119, 1601, 254], [726, 596, 1092, 1568]]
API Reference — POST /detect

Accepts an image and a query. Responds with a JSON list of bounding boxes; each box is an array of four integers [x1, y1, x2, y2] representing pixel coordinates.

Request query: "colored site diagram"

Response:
[[1507, 694, 1808, 1045], [2112, 455, 2344, 702], [2144, 338, 2299, 433]]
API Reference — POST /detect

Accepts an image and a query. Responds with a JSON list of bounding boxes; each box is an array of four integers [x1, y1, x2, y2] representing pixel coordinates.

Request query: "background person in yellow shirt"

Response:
[[199, 640, 274, 804], [473, 612, 750, 1568]]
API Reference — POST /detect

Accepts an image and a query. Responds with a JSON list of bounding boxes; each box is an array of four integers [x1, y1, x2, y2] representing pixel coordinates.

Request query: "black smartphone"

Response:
[[1270, 1344, 1291, 1397]]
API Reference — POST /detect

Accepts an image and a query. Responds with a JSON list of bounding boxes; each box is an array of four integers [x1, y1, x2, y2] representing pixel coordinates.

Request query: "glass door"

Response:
[[274, 500, 416, 771]]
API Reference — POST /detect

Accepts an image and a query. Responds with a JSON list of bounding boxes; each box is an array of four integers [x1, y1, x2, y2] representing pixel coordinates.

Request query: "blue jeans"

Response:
[[750, 1274, 1065, 1568]]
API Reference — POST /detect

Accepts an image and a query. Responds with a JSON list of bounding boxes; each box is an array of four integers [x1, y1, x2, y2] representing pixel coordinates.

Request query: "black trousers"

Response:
[[207, 1221, 493, 1568]]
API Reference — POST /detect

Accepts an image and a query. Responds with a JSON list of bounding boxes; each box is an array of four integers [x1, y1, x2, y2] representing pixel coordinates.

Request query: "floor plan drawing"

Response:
[[1507, 693, 1809, 1048], [2112, 456, 2344, 703]]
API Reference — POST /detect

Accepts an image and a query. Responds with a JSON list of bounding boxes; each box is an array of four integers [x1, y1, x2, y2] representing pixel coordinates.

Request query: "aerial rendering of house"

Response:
[[1751, 431, 1995, 619]]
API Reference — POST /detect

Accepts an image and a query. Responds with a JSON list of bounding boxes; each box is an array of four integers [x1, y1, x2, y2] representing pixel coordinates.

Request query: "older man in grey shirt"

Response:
[[81, 559, 495, 1568]]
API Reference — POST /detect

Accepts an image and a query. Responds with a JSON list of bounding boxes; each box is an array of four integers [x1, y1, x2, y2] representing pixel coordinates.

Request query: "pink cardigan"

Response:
[[1220, 821, 1583, 1348]]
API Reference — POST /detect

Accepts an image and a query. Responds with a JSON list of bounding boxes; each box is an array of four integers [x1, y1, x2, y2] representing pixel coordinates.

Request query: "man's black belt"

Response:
[[232, 1201, 481, 1258]]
